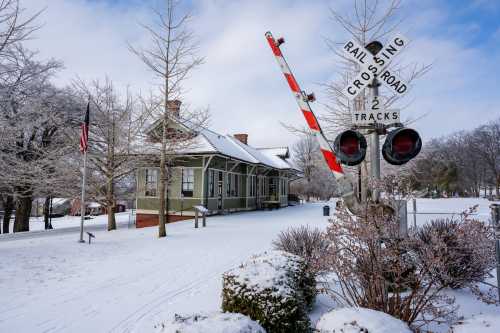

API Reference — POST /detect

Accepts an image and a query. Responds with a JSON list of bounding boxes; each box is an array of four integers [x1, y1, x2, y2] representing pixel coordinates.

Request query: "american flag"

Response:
[[79, 102, 90, 153]]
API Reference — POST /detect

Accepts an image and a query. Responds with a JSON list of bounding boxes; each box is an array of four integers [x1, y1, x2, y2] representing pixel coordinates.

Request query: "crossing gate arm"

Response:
[[264, 31, 360, 208]]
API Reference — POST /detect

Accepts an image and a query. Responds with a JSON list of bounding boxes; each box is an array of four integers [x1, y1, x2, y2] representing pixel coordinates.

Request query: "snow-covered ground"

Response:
[[406, 197, 496, 227], [0, 198, 498, 332], [5, 211, 134, 234]]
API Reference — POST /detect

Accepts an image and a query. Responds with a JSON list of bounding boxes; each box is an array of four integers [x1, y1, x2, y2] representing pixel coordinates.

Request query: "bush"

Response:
[[221, 251, 313, 333], [323, 202, 458, 329], [155, 312, 266, 333], [273, 225, 329, 274], [316, 307, 412, 333], [272, 225, 327, 308], [414, 217, 495, 289]]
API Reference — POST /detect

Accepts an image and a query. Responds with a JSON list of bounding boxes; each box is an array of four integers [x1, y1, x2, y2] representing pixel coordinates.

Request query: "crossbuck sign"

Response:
[[342, 34, 409, 100]]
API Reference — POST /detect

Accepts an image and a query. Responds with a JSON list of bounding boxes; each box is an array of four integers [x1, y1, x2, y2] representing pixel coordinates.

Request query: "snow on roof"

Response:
[[198, 129, 259, 164], [51, 198, 70, 206], [228, 136, 294, 170], [256, 147, 294, 169], [257, 147, 289, 158], [143, 118, 296, 171]]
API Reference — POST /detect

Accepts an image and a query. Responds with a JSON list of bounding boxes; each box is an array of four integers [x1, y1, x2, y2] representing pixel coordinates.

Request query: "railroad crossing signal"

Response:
[[341, 34, 409, 100], [338, 33, 421, 167]]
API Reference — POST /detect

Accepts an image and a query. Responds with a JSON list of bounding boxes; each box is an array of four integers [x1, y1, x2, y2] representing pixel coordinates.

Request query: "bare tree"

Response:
[[0, 44, 80, 232], [292, 133, 316, 201], [0, 0, 41, 63], [471, 121, 500, 197], [0, 1, 50, 233], [324, 0, 430, 130], [390, 117, 500, 198], [129, 0, 205, 237], [291, 132, 337, 201], [73, 78, 144, 231], [322, 0, 430, 200]]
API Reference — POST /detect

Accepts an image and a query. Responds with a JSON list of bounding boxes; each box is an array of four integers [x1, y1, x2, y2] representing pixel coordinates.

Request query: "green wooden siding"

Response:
[[136, 155, 291, 214]]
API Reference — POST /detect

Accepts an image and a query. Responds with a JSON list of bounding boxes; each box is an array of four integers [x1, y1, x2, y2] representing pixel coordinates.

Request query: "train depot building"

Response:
[[135, 101, 300, 228]]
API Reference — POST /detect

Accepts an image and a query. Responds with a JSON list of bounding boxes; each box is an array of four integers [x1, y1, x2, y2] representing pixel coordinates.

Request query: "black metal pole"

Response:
[[49, 196, 53, 229]]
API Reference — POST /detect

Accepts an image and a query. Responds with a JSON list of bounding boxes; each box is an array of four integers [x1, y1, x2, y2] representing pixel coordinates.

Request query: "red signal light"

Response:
[[340, 136, 360, 156], [382, 128, 422, 165], [334, 130, 367, 166], [393, 133, 414, 155]]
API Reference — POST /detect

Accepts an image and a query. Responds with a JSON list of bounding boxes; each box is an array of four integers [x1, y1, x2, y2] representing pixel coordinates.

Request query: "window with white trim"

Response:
[[145, 168, 158, 197], [226, 173, 231, 197], [234, 174, 239, 197], [249, 175, 256, 197], [181, 168, 194, 197]]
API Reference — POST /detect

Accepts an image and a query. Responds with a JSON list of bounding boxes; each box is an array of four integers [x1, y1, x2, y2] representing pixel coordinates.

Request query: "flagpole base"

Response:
[[78, 239, 85, 243]]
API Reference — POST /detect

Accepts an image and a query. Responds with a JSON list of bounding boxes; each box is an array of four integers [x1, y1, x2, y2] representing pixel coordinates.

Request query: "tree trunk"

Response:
[[107, 204, 116, 231], [158, 116, 167, 238], [2, 195, 14, 234], [166, 167, 170, 225], [14, 195, 32, 233], [107, 177, 116, 231], [496, 174, 500, 198], [43, 196, 51, 230]]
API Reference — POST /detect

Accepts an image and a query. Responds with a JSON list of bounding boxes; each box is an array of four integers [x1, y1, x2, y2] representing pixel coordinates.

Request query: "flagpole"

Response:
[[79, 148, 87, 243]]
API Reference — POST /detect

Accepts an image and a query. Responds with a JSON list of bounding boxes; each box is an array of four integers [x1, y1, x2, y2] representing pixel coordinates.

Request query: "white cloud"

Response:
[[18, 0, 500, 148], [23, 0, 152, 91]]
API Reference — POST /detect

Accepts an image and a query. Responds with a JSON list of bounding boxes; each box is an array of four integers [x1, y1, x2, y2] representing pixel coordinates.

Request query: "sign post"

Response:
[[370, 78, 381, 201]]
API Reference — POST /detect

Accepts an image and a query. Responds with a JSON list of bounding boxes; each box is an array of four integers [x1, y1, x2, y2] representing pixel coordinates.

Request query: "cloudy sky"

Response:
[[22, 0, 500, 148]]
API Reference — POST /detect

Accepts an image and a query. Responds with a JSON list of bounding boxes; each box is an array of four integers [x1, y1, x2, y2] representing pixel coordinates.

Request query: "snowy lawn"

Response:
[[5, 211, 133, 233], [0, 198, 498, 333], [0, 203, 329, 332]]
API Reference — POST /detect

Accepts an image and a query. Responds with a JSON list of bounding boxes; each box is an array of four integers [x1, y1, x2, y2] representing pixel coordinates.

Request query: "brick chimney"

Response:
[[167, 100, 182, 118], [234, 133, 248, 145]]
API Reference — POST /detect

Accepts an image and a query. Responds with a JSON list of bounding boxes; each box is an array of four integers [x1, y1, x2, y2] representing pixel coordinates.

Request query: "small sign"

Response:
[[351, 96, 400, 125], [352, 109, 400, 125]]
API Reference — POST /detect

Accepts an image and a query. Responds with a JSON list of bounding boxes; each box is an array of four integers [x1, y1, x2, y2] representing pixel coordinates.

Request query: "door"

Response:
[[217, 171, 223, 210], [256, 176, 261, 209], [269, 178, 277, 201]]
